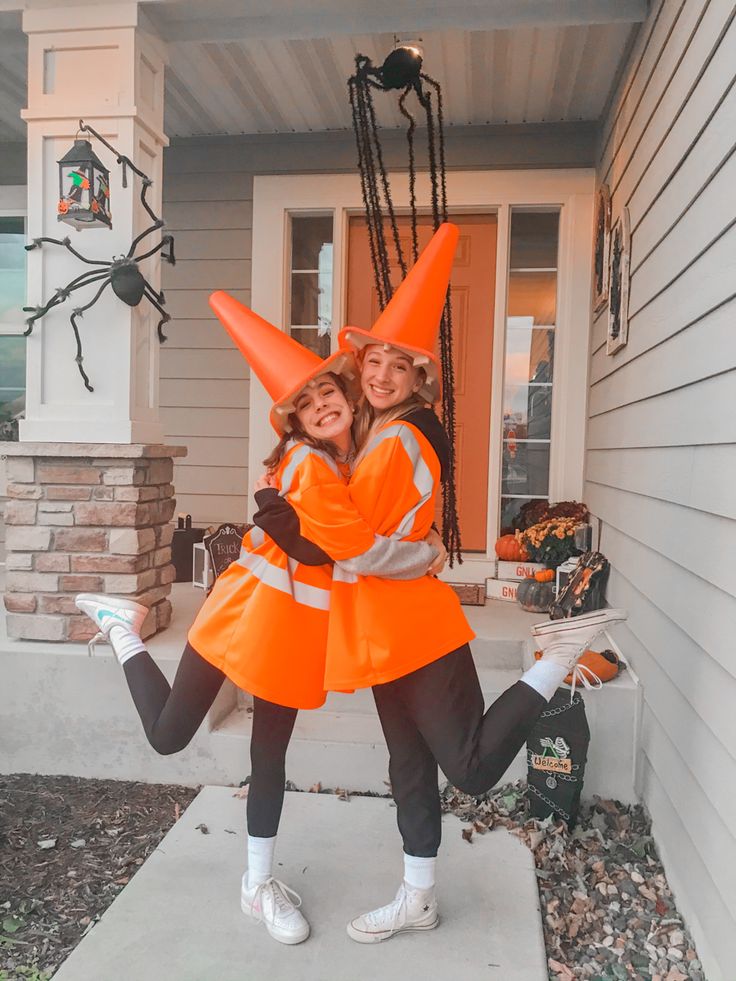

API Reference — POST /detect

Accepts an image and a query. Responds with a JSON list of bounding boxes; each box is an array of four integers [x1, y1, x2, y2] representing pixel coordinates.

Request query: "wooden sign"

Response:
[[449, 582, 486, 606], [204, 523, 249, 580]]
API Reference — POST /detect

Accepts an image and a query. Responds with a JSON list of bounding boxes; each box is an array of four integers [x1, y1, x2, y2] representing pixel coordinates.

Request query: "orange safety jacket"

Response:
[[290, 419, 475, 690], [187, 441, 374, 710]]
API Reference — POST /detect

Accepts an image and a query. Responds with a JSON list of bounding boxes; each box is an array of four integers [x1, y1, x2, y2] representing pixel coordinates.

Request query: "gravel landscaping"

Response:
[[0, 773, 705, 980]]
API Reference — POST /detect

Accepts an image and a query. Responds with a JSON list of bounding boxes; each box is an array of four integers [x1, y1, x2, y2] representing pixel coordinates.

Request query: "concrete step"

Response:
[[310, 664, 523, 716], [211, 677, 530, 794], [0, 582, 639, 803]]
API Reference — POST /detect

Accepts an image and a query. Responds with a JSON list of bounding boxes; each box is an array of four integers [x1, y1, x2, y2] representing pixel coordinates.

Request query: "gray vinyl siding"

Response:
[[161, 123, 597, 527], [586, 3, 736, 979]]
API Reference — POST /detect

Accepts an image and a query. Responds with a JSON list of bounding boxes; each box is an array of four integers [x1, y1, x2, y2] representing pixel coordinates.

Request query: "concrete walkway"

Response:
[[53, 787, 547, 981]]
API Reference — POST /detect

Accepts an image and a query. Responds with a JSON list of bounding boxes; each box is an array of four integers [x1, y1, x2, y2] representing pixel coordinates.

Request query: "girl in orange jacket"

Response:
[[75, 300, 442, 948], [262, 223, 625, 943]]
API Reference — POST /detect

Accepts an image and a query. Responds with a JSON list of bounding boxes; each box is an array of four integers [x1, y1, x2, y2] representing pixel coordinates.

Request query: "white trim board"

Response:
[[250, 169, 595, 567]]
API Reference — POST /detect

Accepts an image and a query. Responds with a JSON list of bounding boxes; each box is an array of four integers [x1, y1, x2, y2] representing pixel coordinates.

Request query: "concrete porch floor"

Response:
[[52, 786, 547, 981]]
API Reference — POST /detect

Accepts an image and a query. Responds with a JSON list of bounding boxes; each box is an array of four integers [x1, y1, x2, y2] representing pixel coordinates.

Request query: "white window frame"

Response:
[[250, 170, 595, 578]]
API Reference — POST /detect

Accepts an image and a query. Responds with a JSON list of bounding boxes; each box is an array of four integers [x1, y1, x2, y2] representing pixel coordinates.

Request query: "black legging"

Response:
[[372, 644, 546, 857], [122, 643, 297, 836]]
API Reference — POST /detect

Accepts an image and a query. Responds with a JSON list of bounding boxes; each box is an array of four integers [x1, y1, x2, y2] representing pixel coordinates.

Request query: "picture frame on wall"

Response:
[[592, 184, 611, 312], [606, 207, 631, 355]]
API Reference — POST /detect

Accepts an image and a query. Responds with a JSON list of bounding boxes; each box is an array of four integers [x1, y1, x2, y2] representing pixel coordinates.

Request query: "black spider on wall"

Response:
[[23, 122, 175, 393]]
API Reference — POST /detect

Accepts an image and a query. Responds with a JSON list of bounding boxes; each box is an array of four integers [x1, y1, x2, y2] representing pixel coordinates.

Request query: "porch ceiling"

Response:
[[0, 1, 644, 141]]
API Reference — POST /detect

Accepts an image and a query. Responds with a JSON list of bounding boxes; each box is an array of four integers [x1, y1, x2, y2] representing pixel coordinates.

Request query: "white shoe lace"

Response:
[[567, 661, 603, 701], [248, 878, 303, 922], [87, 631, 107, 657], [362, 885, 406, 933]]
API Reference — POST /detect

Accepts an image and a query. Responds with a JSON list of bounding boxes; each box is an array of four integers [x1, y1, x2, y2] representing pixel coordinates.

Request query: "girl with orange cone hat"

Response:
[[74, 308, 442, 947], [257, 222, 627, 942]]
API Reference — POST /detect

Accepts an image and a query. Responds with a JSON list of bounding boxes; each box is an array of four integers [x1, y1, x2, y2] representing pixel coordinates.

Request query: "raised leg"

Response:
[[123, 642, 226, 755], [389, 646, 546, 798]]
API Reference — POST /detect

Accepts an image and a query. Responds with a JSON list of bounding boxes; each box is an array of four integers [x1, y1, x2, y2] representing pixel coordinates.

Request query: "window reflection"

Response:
[[500, 210, 559, 533], [288, 215, 333, 359]]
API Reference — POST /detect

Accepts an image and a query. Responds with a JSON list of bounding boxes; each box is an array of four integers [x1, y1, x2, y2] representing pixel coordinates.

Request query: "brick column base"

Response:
[[2, 443, 187, 643]]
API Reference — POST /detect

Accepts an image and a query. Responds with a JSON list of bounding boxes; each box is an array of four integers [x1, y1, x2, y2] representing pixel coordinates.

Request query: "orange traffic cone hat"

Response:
[[209, 291, 361, 435], [339, 222, 459, 403]]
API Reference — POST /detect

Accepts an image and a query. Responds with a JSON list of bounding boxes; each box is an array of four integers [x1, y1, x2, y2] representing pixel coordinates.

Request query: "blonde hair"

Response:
[[262, 372, 354, 472]]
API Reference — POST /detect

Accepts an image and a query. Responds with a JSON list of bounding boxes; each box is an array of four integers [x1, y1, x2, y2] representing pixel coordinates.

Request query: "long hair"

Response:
[[262, 372, 354, 472], [353, 386, 428, 467]]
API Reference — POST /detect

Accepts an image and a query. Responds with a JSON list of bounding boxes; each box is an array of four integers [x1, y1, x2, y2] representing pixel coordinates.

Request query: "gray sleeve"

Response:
[[335, 535, 438, 580]]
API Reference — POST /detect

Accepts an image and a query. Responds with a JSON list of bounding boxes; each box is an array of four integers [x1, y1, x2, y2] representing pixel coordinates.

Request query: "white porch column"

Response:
[[20, 2, 168, 443]]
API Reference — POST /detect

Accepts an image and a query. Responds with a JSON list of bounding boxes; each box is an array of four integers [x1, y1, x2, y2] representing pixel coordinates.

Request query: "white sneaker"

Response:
[[347, 882, 439, 944], [75, 593, 148, 657], [241, 876, 310, 945], [531, 608, 627, 694]]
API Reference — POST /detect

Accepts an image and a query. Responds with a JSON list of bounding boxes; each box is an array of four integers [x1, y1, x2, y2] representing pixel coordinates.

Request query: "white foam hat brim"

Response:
[[270, 350, 362, 433]]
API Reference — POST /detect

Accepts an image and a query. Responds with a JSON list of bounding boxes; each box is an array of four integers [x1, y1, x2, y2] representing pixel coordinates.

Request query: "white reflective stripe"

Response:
[[236, 548, 331, 611], [363, 423, 434, 538], [248, 526, 266, 549], [279, 442, 340, 496], [279, 444, 312, 496], [333, 564, 358, 584]]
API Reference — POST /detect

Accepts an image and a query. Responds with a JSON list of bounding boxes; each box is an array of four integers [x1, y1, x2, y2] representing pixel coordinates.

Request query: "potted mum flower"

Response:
[[519, 516, 580, 570]]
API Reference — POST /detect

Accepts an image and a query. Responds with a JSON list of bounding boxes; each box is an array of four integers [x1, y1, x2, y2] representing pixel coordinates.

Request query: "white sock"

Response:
[[247, 834, 276, 889], [520, 660, 568, 701], [403, 853, 436, 891], [108, 624, 146, 666]]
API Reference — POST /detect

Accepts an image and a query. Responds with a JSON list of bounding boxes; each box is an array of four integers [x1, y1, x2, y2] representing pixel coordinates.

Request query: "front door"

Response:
[[346, 215, 497, 552]]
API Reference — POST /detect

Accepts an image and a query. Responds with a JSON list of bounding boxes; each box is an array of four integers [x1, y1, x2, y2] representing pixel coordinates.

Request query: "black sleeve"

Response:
[[401, 407, 450, 481], [253, 488, 332, 566]]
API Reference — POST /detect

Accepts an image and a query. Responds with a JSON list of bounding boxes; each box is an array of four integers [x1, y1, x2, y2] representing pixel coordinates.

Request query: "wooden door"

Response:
[[347, 215, 497, 552]]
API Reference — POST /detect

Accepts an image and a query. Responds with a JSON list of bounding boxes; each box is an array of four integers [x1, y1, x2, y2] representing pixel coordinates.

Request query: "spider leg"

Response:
[[23, 270, 110, 335], [69, 277, 113, 392], [25, 236, 109, 267], [127, 218, 164, 258], [142, 282, 171, 343], [132, 234, 175, 266]]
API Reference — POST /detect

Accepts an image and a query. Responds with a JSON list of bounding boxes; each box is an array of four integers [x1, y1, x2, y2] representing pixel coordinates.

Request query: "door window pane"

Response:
[[503, 383, 552, 441], [288, 215, 333, 359], [500, 210, 559, 533]]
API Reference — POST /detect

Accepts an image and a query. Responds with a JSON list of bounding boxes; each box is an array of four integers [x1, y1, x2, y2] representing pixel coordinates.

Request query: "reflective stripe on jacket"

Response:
[[293, 420, 475, 689], [187, 441, 373, 709]]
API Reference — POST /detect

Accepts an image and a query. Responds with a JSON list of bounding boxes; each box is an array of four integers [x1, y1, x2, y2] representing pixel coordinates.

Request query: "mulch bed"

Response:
[[441, 782, 706, 981], [0, 774, 706, 981], [0, 774, 196, 980]]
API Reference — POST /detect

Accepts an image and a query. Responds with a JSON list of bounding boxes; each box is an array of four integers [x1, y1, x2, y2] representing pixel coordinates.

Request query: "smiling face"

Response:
[[293, 373, 354, 454], [360, 344, 424, 411]]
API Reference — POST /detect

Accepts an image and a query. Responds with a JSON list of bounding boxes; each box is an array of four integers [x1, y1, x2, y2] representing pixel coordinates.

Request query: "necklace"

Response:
[[336, 445, 356, 470]]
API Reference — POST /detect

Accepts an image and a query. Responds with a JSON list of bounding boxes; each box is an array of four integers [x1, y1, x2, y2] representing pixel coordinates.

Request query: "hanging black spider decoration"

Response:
[[348, 45, 462, 565], [23, 120, 175, 393]]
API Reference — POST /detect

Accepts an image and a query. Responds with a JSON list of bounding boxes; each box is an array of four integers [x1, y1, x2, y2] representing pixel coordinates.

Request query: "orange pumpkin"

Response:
[[534, 648, 620, 685], [494, 534, 528, 561], [534, 569, 555, 583]]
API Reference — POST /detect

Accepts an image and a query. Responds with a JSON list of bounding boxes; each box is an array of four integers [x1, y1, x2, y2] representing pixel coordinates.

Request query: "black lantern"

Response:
[[57, 138, 112, 230]]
